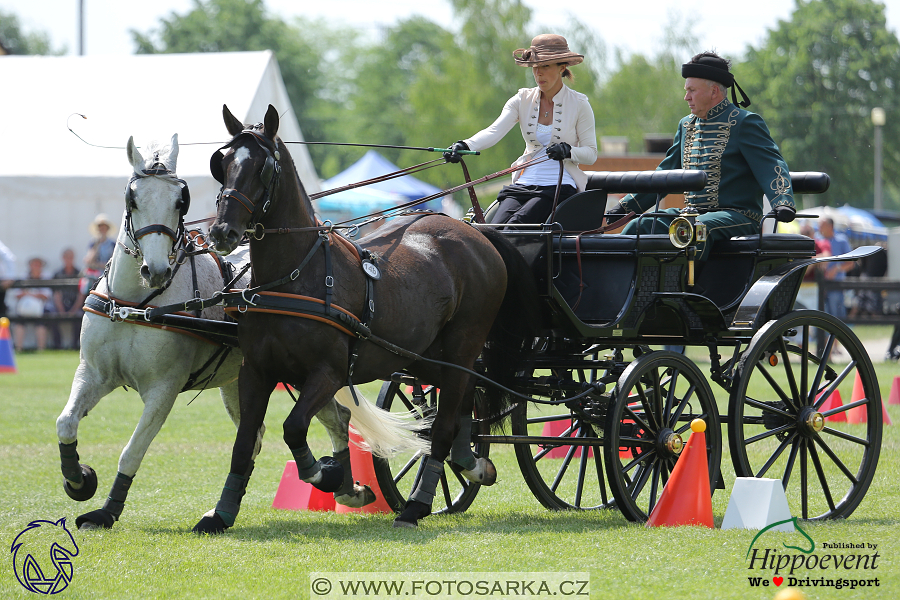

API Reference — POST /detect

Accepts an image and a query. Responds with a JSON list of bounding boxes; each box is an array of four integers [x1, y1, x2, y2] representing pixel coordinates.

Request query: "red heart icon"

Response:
[[773, 577, 784, 586]]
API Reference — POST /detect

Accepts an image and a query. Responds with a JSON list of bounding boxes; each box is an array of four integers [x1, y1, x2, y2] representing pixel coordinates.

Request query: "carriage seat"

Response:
[[715, 233, 815, 255], [553, 233, 680, 253]]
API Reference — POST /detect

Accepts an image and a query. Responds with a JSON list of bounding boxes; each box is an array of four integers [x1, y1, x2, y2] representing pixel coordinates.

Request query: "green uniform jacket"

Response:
[[619, 98, 795, 223]]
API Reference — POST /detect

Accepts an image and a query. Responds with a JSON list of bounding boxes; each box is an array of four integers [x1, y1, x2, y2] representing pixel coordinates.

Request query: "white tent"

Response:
[[0, 51, 319, 276]]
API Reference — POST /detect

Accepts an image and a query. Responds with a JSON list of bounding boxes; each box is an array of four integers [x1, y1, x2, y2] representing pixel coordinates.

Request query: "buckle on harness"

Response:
[[241, 289, 261, 306], [325, 275, 334, 288]]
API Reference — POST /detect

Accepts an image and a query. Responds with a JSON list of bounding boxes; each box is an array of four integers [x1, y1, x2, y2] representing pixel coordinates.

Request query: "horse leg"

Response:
[[56, 363, 115, 503], [193, 364, 273, 534], [395, 369, 472, 528], [221, 380, 266, 460], [283, 373, 345, 494], [448, 381, 497, 486], [76, 384, 180, 529], [316, 391, 375, 508]]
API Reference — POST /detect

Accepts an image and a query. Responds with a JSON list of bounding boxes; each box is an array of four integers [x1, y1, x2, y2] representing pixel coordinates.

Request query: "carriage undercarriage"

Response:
[[372, 171, 883, 524]]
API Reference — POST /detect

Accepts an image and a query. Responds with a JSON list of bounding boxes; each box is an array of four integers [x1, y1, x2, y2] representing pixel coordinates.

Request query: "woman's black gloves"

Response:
[[443, 141, 469, 163], [546, 142, 572, 161]]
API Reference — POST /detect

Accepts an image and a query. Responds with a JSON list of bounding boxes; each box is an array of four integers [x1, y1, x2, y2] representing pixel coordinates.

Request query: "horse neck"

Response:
[[249, 150, 322, 284]]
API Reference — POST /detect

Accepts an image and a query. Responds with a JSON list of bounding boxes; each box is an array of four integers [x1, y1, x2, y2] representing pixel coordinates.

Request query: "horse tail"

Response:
[[478, 227, 542, 432], [333, 387, 431, 458]]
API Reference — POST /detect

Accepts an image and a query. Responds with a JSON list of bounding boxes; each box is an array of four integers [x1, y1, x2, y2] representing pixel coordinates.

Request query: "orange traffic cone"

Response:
[[817, 389, 846, 422], [888, 377, 900, 406], [0, 317, 16, 374], [541, 420, 593, 459], [646, 418, 714, 528], [334, 428, 393, 514], [846, 372, 867, 424], [844, 372, 892, 426], [272, 460, 336, 511]]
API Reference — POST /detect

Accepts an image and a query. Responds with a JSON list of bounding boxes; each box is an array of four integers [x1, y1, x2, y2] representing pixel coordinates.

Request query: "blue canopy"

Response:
[[318, 151, 444, 215]]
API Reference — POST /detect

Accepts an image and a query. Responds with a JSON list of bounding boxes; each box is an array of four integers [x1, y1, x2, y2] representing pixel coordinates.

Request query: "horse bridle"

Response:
[[210, 128, 281, 235], [122, 165, 190, 264]]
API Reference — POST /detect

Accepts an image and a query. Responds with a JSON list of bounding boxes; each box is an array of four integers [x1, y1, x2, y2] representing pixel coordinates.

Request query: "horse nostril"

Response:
[[140, 265, 151, 280]]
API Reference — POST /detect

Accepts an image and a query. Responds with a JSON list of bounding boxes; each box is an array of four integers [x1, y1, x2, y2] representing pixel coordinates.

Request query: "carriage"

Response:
[[82, 105, 879, 532], [370, 168, 883, 524]]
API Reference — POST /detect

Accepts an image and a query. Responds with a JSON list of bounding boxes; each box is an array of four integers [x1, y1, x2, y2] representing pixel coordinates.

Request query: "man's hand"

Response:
[[546, 142, 571, 161], [604, 204, 628, 225], [443, 141, 469, 164], [773, 205, 796, 223]]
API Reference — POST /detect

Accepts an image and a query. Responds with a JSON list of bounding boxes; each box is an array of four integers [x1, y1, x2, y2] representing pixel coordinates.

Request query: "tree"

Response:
[[739, 0, 900, 208], [131, 0, 337, 167], [0, 9, 65, 55]]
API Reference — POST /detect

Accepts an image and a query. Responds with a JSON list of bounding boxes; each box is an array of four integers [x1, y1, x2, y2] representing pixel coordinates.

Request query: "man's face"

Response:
[[684, 77, 719, 118], [819, 219, 834, 238]]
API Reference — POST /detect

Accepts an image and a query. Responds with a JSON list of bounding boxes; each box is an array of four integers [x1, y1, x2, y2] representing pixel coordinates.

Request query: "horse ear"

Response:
[[168, 134, 180, 170], [264, 104, 279, 139], [222, 104, 244, 136], [126, 136, 143, 171]]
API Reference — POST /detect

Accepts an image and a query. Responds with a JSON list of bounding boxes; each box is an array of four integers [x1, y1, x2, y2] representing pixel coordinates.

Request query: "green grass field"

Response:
[[1, 350, 897, 599]]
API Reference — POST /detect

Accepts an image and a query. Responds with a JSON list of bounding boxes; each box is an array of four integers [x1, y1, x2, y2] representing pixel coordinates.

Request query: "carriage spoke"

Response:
[[777, 337, 801, 409], [808, 441, 837, 514], [574, 434, 590, 508], [812, 362, 857, 411], [392, 452, 424, 484], [744, 397, 795, 418], [754, 431, 797, 478], [647, 460, 662, 514], [820, 427, 870, 447], [812, 434, 859, 485], [635, 384, 660, 431], [757, 365, 796, 412], [782, 435, 801, 489], [628, 462, 653, 501], [800, 326, 810, 404], [800, 438, 809, 519], [744, 423, 794, 446], [549, 444, 578, 493], [623, 405, 653, 433], [439, 470, 453, 508], [663, 368, 680, 418], [668, 384, 697, 428]]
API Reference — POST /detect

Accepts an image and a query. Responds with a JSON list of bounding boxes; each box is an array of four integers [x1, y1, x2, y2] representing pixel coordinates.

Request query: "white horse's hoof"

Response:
[[335, 484, 376, 508], [460, 456, 497, 486]]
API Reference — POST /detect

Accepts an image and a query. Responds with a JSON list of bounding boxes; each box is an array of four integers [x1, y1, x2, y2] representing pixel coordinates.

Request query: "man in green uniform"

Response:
[[607, 51, 796, 260]]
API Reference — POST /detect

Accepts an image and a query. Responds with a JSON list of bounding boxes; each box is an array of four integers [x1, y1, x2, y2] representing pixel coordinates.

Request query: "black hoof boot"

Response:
[[393, 500, 432, 529], [312, 456, 344, 493], [192, 511, 229, 535], [76, 508, 116, 530], [63, 464, 98, 502]]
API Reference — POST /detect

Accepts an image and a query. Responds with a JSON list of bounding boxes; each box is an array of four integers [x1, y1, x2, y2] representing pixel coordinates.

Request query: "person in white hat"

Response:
[[82, 214, 117, 284], [444, 33, 598, 225]]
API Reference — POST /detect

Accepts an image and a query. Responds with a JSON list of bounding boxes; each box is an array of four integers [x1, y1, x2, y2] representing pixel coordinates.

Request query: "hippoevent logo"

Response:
[[10, 518, 79, 594], [745, 517, 881, 591]]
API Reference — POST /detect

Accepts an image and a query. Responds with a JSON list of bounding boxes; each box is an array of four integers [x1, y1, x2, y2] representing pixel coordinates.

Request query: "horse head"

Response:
[[208, 104, 284, 256], [124, 135, 190, 288]]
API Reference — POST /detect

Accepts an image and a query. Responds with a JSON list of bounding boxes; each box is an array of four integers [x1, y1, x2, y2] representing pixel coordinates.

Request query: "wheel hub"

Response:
[[799, 406, 825, 435], [657, 428, 683, 456]]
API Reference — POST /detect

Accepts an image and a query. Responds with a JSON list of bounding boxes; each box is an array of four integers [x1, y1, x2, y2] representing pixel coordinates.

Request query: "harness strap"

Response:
[[459, 158, 485, 224]]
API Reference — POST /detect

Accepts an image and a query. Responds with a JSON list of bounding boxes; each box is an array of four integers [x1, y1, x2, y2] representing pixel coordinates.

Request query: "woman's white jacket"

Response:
[[463, 85, 598, 191]]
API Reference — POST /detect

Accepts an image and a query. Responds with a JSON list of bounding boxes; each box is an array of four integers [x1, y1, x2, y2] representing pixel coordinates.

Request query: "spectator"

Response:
[[817, 216, 851, 319], [52, 248, 84, 350], [800, 222, 831, 283], [0, 238, 15, 318], [82, 214, 116, 292], [12, 257, 51, 352]]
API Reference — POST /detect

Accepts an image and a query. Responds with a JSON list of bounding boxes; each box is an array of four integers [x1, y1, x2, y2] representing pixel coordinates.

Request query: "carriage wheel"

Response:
[[729, 310, 882, 520], [604, 351, 721, 522], [511, 373, 611, 511], [372, 379, 487, 515]]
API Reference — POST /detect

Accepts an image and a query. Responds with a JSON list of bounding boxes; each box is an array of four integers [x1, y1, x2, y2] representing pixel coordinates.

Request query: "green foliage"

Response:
[[131, 0, 336, 166], [739, 0, 900, 207], [0, 9, 65, 55]]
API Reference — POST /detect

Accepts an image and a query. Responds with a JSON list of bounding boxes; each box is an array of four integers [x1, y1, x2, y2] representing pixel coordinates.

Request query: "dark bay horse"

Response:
[[196, 104, 537, 531]]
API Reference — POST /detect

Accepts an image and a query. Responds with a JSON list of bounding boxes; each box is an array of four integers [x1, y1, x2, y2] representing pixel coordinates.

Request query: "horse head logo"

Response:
[[10, 518, 79, 594]]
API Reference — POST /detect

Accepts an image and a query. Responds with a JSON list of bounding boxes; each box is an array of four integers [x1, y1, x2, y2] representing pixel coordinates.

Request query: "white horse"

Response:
[[56, 134, 426, 529]]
